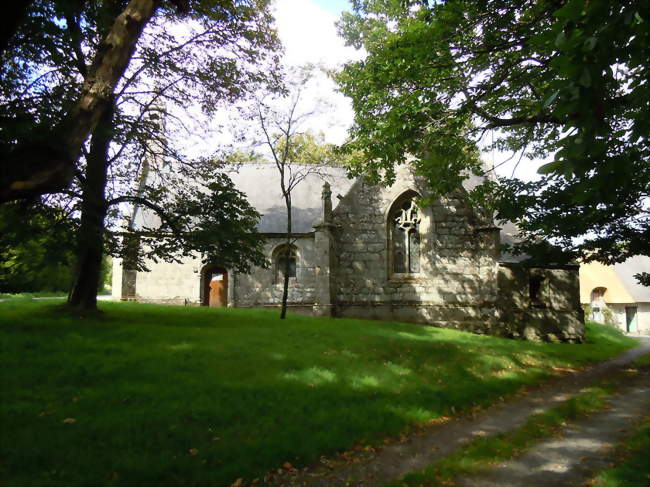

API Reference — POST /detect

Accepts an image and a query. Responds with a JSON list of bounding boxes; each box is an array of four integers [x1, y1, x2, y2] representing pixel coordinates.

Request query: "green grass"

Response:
[[587, 417, 650, 487], [632, 353, 650, 368], [0, 291, 67, 300], [0, 301, 638, 486], [392, 376, 624, 486]]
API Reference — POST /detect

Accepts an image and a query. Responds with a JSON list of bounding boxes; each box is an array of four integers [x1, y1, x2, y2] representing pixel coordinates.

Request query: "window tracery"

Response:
[[391, 198, 421, 274]]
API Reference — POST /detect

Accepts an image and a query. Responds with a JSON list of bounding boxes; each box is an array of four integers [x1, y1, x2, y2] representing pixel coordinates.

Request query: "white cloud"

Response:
[[270, 0, 365, 144], [273, 0, 362, 68], [180, 0, 362, 156]]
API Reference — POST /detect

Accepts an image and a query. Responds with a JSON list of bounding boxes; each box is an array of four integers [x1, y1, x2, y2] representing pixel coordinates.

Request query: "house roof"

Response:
[[579, 256, 650, 304], [610, 256, 650, 302], [497, 221, 527, 263]]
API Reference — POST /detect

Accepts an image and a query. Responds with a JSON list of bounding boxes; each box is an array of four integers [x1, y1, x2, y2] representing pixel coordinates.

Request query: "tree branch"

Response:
[[107, 194, 182, 236]]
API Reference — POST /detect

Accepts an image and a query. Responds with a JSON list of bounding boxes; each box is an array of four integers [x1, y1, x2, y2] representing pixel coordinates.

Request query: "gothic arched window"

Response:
[[391, 198, 421, 274], [273, 245, 297, 283]]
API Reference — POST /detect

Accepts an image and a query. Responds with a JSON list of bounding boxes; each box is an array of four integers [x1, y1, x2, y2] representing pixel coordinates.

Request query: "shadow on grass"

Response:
[[0, 301, 639, 486]]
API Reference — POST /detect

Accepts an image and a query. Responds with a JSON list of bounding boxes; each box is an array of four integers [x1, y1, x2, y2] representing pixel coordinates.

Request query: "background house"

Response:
[[580, 256, 650, 335]]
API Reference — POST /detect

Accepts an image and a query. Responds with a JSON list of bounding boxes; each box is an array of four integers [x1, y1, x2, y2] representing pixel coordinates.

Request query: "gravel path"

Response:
[[456, 368, 650, 487], [271, 339, 650, 486]]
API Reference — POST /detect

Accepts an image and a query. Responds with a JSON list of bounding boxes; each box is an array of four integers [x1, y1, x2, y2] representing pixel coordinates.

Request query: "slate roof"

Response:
[[497, 221, 528, 263], [224, 164, 354, 233], [133, 162, 493, 236], [133, 163, 354, 233]]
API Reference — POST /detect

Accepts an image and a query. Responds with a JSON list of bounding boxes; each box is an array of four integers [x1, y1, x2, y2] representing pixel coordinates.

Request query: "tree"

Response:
[[0, 201, 77, 293], [1, 0, 281, 310], [0, 0, 193, 202], [232, 67, 334, 318], [337, 0, 649, 280]]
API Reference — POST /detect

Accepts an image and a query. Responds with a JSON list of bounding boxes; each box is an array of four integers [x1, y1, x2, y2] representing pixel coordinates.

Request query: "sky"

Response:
[[270, 0, 361, 144], [270, 0, 544, 181], [273, 0, 359, 67], [180, 0, 359, 153]]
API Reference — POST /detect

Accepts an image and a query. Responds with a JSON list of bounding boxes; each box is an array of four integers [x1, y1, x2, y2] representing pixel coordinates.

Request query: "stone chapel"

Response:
[[112, 163, 585, 342]]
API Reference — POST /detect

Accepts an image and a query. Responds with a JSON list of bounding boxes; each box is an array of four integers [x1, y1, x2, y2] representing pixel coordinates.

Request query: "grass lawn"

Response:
[[0, 300, 638, 486], [0, 291, 68, 300]]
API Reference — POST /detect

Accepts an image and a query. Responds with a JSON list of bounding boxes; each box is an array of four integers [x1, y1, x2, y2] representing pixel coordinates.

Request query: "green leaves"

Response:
[[338, 0, 650, 269], [537, 161, 564, 176]]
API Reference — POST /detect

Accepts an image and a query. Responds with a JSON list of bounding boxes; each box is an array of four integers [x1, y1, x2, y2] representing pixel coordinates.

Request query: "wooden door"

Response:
[[208, 272, 228, 307]]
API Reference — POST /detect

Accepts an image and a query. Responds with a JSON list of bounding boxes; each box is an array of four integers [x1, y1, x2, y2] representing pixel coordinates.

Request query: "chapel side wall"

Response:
[[331, 170, 500, 330], [234, 236, 317, 312], [111, 257, 123, 300], [132, 255, 202, 305]]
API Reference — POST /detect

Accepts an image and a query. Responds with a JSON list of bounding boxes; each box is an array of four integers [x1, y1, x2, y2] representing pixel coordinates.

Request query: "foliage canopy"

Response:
[[0, 0, 280, 302], [337, 0, 649, 272]]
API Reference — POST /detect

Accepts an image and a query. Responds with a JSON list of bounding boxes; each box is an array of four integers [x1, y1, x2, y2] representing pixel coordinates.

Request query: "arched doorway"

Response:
[[201, 266, 228, 307], [590, 287, 607, 323]]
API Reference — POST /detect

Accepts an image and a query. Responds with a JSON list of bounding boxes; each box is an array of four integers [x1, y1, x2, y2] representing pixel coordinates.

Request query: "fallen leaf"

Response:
[[212, 436, 221, 441], [63, 418, 76, 424], [282, 462, 293, 470], [230, 478, 244, 487], [189, 448, 199, 456]]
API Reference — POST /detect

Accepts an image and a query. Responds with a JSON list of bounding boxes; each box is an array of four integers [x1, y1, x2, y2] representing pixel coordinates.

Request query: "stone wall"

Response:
[[496, 263, 585, 342], [233, 236, 318, 308], [111, 253, 202, 304], [330, 167, 503, 332], [326, 167, 584, 342], [600, 303, 650, 335], [112, 236, 320, 308]]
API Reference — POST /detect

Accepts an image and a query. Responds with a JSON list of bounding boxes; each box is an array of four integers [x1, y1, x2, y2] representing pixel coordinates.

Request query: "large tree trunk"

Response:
[[67, 104, 114, 310], [0, 0, 160, 203]]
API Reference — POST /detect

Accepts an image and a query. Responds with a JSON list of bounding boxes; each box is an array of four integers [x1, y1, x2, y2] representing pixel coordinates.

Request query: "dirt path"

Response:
[[455, 369, 650, 487], [270, 339, 650, 486]]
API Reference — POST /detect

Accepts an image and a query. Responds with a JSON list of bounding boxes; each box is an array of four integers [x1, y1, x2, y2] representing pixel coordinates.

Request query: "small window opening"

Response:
[[529, 273, 546, 306]]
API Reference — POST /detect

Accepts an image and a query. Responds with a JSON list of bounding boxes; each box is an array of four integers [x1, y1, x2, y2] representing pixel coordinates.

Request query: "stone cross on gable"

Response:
[[322, 181, 332, 223]]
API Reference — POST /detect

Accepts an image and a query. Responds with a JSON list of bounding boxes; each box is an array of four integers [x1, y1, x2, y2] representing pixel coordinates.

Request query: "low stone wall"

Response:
[[124, 297, 199, 306], [496, 263, 585, 343], [237, 303, 316, 316], [334, 302, 584, 342]]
